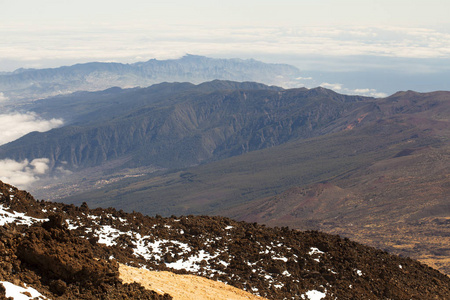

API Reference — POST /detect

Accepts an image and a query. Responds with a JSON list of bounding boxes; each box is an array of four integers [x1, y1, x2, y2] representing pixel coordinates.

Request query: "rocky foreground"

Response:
[[1, 181, 449, 299]]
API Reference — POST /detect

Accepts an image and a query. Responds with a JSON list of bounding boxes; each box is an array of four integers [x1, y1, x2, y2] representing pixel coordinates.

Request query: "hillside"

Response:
[[0, 81, 369, 171], [1, 180, 450, 299], [1, 84, 449, 276], [44, 89, 449, 275], [0, 55, 301, 102]]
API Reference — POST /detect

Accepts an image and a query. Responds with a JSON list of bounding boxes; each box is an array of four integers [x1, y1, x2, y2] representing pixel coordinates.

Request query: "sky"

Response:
[[1, 0, 449, 68], [2, 0, 449, 27], [1, 0, 450, 95], [0, 0, 449, 188]]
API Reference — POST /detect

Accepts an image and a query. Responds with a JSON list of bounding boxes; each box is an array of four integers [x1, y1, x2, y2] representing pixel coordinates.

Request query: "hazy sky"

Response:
[[1, 0, 450, 94], [2, 0, 449, 27]]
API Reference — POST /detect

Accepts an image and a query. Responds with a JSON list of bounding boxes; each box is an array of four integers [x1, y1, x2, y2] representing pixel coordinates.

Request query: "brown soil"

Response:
[[119, 264, 267, 300]]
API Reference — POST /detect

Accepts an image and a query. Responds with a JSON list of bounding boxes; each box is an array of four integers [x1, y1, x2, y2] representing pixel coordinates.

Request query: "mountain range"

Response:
[[0, 81, 368, 171], [1, 180, 449, 299], [1, 80, 449, 277], [0, 55, 301, 102]]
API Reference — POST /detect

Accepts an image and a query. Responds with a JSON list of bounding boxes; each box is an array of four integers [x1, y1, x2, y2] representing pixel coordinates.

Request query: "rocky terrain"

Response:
[[1, 180, 450, 299]]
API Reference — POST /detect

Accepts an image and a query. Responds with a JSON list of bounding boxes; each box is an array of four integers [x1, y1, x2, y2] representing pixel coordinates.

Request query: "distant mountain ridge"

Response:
[[0, 81, 371, 171], [0, 55, 302, 102]]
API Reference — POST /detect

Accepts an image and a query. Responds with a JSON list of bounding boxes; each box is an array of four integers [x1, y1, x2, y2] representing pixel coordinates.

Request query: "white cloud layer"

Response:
[[0, 158, 50, 188], [351, 88, 388, 98], [320, 82, 343, 91], [0, 112, 63, 145], [0, 93, 8, 102], [320, 82, 387, 98], [1, 25, 450, 72]]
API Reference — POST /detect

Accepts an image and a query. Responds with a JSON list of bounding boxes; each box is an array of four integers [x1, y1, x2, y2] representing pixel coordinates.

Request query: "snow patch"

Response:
[[272, 256, 288, 262], [166, 249, 219, 272], [301, 290, 326, 300], [0, 204, 48, 226], [308, 247, 324, 255], [95, 225, 123, 247], [0, 281, 48, 300], [65, 219, 79, 230]]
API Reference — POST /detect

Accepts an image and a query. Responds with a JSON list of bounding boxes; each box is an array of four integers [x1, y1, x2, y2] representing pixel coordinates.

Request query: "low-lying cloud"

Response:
[[0, 158, 50, 188], [0, 93, 8, 102], [0, 112, 63, 146], [320, 82, 387, 98], [320, 82, 343, 91], [351, 88, 387, 98]]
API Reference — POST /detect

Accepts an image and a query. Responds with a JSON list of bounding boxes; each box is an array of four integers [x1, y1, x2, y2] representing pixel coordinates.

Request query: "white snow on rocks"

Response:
[[308, 247, 324, 255], [0, 281, 48, 300], [132, 235, 190, 261], [309, 247, 325, 263], [301, 289, 327, 300], [86, 222, 236, 276], [0, 204, 47, 226], [95, 225, 123, 247], [0, 201, 334, 300], [65, 219, 79, 230], [272, 256, 288, 262], [273, 283, 284, 289], [91, 225, 227, 274], [0, 204, 332, 299], [166, 249, 219, 272]]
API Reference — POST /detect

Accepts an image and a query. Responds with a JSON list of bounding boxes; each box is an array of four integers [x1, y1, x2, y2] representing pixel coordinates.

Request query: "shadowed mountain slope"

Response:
[[0, 81, 370, 171]]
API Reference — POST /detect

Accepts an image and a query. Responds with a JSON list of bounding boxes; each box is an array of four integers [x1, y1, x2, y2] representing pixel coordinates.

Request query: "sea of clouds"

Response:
[[2, 24, 449, 72], [0, 93, 8, 102], [0, 112, 64, 188], [0, 158, 50, 188], [0, 112, 63, 146]]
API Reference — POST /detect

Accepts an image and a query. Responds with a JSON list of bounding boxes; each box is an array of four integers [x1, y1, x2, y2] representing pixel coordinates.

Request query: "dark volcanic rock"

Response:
[[0, 185, 171, 299], [0, 224, 171, 299], [17, 226, 116, 285], [1, 180, 450, 299]]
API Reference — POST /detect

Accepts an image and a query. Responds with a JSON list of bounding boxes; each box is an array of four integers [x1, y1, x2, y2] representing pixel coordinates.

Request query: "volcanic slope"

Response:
[[0, 81, 370, 174], [58, 90, 448, 217], [1, 181, 450, 299], [58, 90, 450, 275], [228, 90, 450, 274]]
